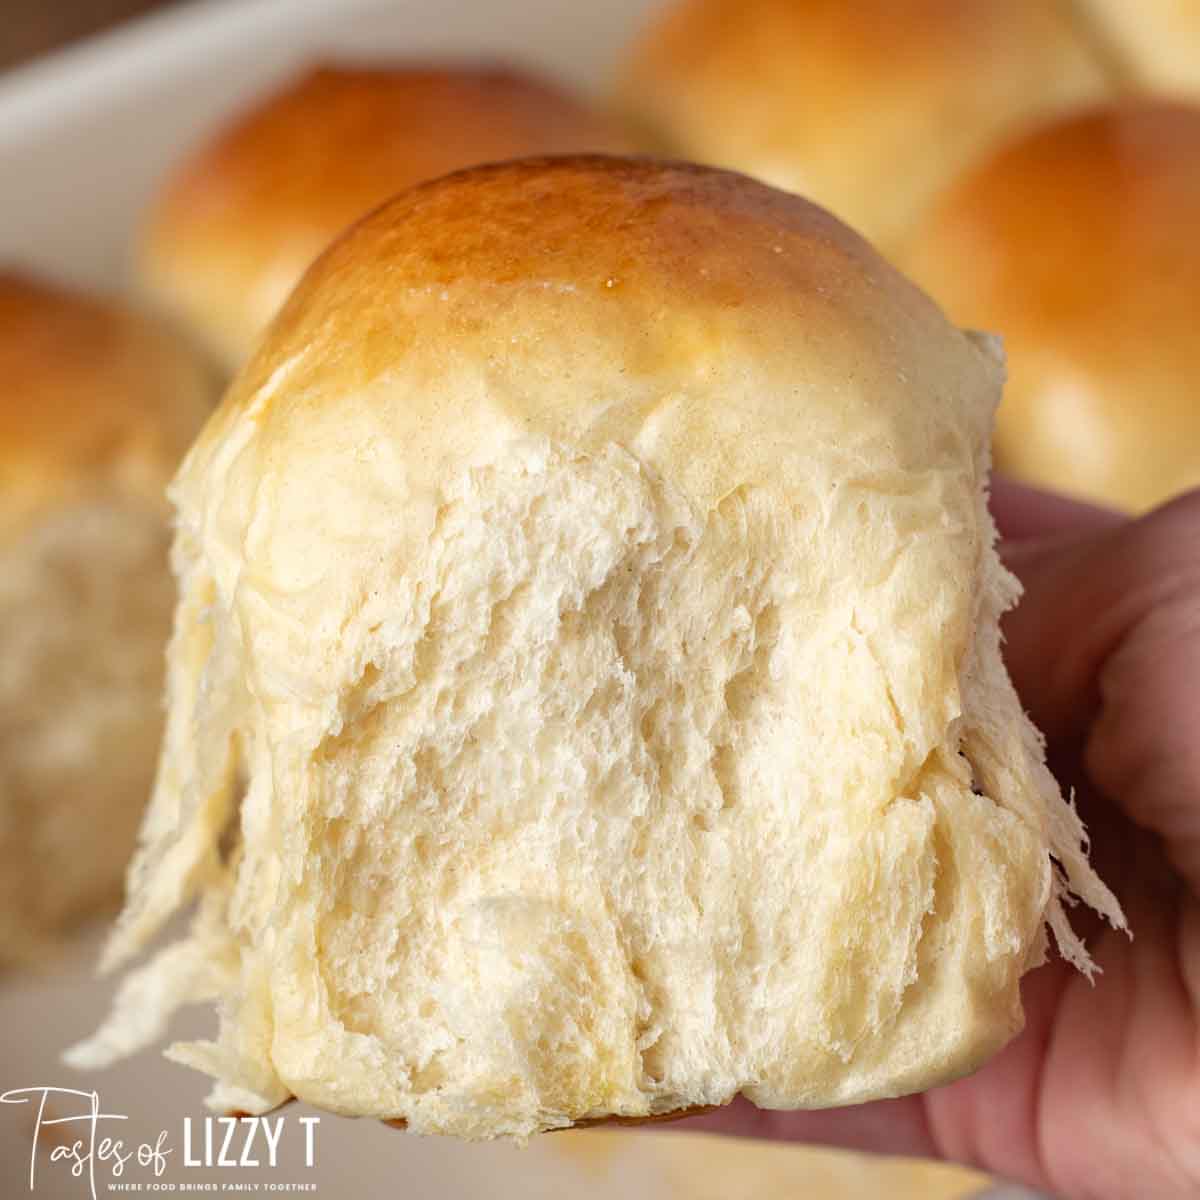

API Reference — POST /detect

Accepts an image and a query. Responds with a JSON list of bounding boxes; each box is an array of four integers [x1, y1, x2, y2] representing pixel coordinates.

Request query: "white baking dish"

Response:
[[0, 0, 652, 288]]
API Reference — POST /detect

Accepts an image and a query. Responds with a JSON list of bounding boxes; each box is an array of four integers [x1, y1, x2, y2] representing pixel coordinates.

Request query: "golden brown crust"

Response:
[[0, 271, 216, 538], [188, 152, 1001, 532], [618, 0, 1112, 249], [903, 101, 1200, 511], [140, 64, 633, 366], [209, 152, 939, 456]]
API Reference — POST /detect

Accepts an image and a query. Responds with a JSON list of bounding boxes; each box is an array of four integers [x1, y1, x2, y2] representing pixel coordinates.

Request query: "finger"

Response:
[[989, 475, 1125, 542], [677, 1093, 938, 1158], [1001, 491, 1200, 860], [999, 527, 1129, 743], [1083, 496, 1200, 886]]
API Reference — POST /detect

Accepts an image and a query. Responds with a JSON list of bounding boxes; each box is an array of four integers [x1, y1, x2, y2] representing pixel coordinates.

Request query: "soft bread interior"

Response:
[[72, 433, 1121, 1139]]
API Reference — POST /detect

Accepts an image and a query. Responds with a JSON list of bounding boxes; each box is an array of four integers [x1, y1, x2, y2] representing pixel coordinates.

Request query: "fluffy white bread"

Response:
[[617, 0, 1112, 251], [138, 64, 631, 370], [903, 102, 1200, 512], [0, 272, 215, 965], [1077, 0, 1200, 98], [72, 159, 1124, 1139]]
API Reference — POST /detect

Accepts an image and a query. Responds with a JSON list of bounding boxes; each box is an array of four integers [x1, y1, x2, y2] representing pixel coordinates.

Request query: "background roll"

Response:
[[903, 101, 1200, 513], [617, 0, 1111, 251], [0, 271, 215, 965]]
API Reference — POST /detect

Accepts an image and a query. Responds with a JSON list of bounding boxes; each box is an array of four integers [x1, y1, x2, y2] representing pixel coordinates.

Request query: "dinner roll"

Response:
[[618, 0, 1112, 250], [904, 101, 1200, 512], [0, 272, 214, 964], [1077, 0, 1200, 98], [71, 159, 1122, 1139], [139, 64, 631, 368]]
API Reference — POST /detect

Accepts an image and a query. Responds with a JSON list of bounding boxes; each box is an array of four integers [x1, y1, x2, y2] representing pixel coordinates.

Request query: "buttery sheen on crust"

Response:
[[72, 159, 1124, 1139]]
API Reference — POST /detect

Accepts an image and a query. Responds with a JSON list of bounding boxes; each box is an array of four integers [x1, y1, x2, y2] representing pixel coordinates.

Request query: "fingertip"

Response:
[[989, 475, 1126, 542], [999, 486, 1200, 742]]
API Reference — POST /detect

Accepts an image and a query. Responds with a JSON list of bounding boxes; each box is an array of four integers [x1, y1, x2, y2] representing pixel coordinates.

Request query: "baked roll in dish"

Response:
[[904, 101, 1200, 512], [72, 159, 1123, 1139], [138, 64, 631, 369], [618, 0, 1111, 251], [0, 272, 214, 964]]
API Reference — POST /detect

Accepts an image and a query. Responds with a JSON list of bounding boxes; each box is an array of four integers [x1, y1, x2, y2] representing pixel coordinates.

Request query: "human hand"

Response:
[[686, 479, 1200, 1200]]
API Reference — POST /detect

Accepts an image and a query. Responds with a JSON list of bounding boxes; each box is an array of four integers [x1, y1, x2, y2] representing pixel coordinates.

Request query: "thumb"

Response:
[[1001, 490, 1200, 883]]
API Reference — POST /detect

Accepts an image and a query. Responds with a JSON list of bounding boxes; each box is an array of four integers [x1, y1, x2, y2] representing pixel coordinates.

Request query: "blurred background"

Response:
[[2, 1, 1197, 1197]]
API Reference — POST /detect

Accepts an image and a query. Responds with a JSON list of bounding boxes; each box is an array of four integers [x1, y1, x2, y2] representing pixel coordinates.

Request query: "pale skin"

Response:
[[689, 480, 1200, 1200]]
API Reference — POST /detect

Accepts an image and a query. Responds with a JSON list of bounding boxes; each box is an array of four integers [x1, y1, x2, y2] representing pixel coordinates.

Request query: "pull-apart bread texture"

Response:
[[0, 272, 215, 963], [71, 158, 1124, 1139]]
